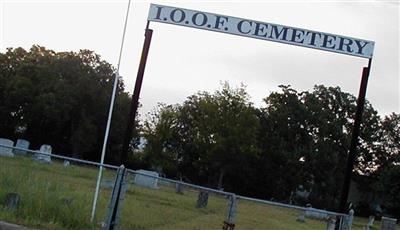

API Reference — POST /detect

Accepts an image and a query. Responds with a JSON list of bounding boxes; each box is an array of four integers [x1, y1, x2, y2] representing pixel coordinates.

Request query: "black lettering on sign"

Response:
[[237, 20, 253, 34], [354, 40, 369, 55], [253, 22, 268, 37], [170, 9, 186, 23], [338, 37, 354, 53], [269, 25, 289, 41], [154, 6, 164, 20], [192, 12, 208, 26], [290, 29, 305, 44], [214, 15, 228, 30], [321, 34, 337, 49], [306, 31, 322, 46]]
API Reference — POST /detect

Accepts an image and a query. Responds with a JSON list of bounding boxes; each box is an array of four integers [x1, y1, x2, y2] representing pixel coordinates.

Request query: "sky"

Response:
[[1, 0, 399, 117]]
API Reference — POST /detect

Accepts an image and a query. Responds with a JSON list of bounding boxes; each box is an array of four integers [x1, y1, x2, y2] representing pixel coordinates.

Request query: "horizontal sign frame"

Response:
[[148, 4, 374, 59]]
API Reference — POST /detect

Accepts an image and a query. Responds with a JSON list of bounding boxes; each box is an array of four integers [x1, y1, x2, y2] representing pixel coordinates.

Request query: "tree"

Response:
[[372, 113, 400, 217], [142, 83, 260, 193], [257, 85, 380, 208], [140, 104, 181, 176], [257, 85, 313, 201], [0, 46, 136, 163]]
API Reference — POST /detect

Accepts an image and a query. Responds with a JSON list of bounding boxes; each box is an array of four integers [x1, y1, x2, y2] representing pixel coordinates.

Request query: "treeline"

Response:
[[0, 46, 399, 213], [136, 83, 399, 213], [0, 46, 136, 163]]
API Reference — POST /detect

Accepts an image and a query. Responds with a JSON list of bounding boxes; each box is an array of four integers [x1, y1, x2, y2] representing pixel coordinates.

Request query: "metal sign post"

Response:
[[121, 24, 153, 164], [339, 58, 372, 212]]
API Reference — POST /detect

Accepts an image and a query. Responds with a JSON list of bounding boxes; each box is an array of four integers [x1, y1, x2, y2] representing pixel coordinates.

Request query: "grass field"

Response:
[[0, 155, 378, 229]]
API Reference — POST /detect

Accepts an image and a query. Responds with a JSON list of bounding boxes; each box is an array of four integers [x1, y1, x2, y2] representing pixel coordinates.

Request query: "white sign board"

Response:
[[148, 4, 374, 59]]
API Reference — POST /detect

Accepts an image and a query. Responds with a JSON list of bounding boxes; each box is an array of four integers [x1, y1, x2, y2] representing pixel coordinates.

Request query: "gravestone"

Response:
[[296, 211, 306, 223], [61, 197, 74, 206], [305, 207, 328, 220], [4, 193, 20, 210], [380, 217, 397, 230], [175, 182, 184, 194], [34, 144, 52, 163], [101, 179, 114, 189], [196, 190, 209, 208], [134, 170, 159, 189], [0, 138, 14, 157], [63, 160, 70, 167], [13, 139, 30, 155]]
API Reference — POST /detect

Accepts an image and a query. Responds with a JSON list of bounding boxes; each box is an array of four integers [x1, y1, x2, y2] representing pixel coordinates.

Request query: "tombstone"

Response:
[[101, 179, 114, 189], [4, 193, 20, 210], [61, 197, 74, 206], [296, 211, 306, 223], [0, 138, 14, 157], [13, 139, 30, 155], [134, 170, 159, 189], [326, 217, 336, 230], [380, 217, 397, 230], [63, 160, 70, 167], [196, 190, 209, 208], [175, 182, 184, 194], [305, 207, 328, 220], [34, 144, 52, 163]]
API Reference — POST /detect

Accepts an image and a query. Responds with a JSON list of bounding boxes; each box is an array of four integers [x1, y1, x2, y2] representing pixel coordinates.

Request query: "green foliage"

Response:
[[0, 46, 136, 163], [141, 83, 388, 211], [258, 85, 380, 209], [142, 83, 260, 192]]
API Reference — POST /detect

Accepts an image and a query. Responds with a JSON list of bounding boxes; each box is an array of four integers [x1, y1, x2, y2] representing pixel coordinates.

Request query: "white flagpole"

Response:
[[91, 0, 132, 222]]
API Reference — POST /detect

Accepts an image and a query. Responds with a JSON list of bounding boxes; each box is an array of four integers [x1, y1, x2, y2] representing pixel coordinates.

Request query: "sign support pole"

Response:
[[91, 0, 131, 222], [121, 22, 153, 164], [339, 58, 372, 213]]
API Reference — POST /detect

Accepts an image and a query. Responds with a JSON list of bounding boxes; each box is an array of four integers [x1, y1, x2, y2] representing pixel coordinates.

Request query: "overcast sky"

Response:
[[1, 0, 399, 117]]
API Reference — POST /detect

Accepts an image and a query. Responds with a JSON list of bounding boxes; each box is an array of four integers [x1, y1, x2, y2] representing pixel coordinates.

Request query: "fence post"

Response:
[[327, 216, 337, 230], [104, 165, 128, 230], [223, 194, 237, 230], [346, 209, 354, 230]]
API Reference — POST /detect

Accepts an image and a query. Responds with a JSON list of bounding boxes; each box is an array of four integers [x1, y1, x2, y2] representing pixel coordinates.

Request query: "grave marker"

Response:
[[196, 190, 209, 208], [134, 170, 159, 189], [380, 217, 397, 230], [13, 139, 30, 155], [0, 138, 14, 157], [34, 144, 52, 163]]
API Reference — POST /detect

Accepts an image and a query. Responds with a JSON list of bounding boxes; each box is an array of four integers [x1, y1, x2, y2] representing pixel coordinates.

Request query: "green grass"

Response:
[[0, 155, 379, 229]]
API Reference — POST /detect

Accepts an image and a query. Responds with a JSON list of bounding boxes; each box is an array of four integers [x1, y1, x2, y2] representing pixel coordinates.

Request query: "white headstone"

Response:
[[13, 139, 30, 155], [34, 144, 52, 163], [134, 170, 159, 189], [0, 138, 14, 157], [63, 160, 70, 167], [380, 217, 397, 230], [305, 207, 328, 220]]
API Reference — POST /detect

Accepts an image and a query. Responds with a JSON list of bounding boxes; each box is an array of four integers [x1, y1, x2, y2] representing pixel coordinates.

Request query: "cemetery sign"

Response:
[[148, 4, 374, 58]]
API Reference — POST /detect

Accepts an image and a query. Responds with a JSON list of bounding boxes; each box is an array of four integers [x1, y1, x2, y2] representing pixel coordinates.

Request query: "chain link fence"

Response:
[[1, 142, 354, 229]]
